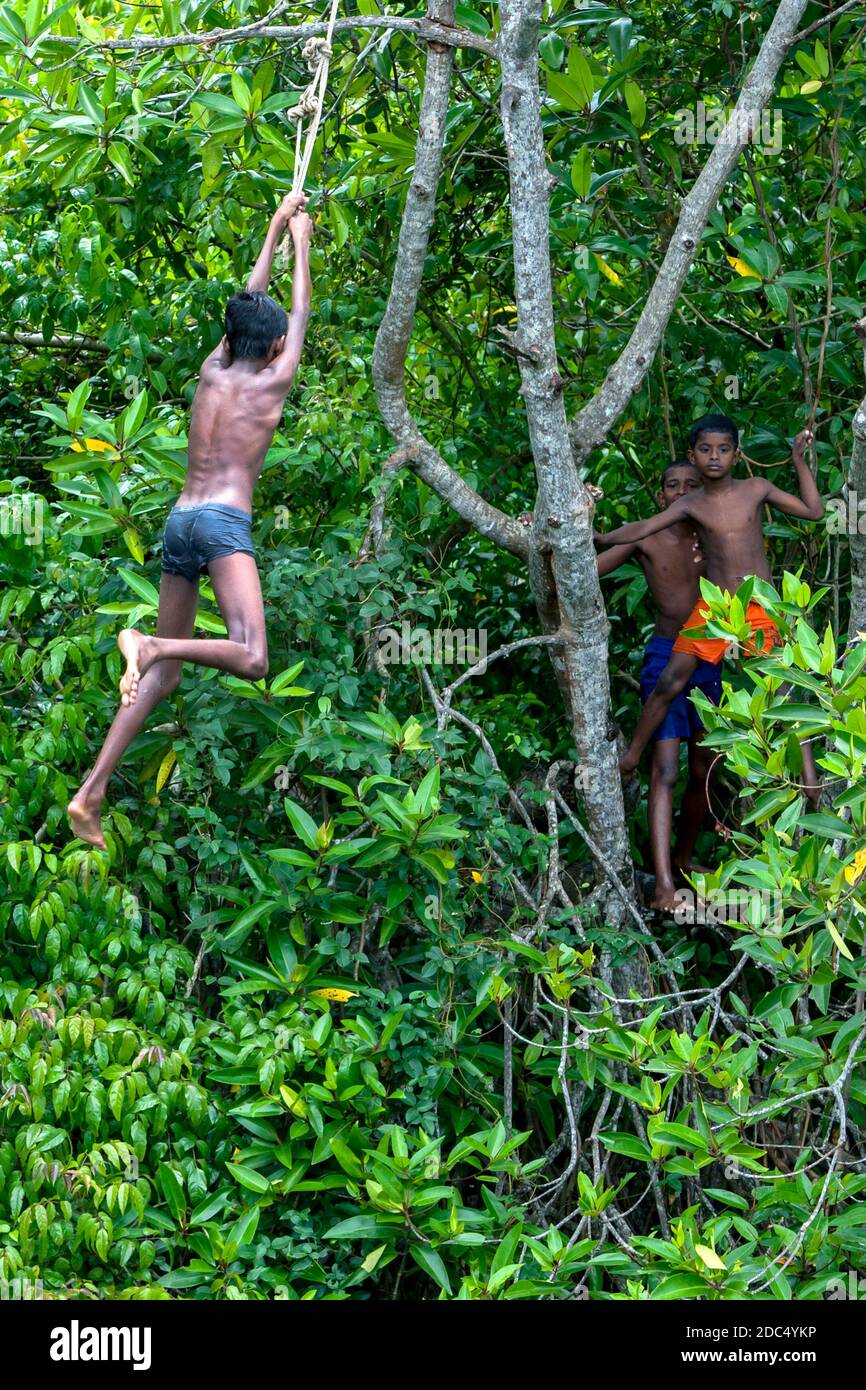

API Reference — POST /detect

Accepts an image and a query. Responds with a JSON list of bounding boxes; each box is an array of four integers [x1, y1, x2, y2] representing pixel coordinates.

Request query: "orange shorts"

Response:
[[672, 600, 780, 665]]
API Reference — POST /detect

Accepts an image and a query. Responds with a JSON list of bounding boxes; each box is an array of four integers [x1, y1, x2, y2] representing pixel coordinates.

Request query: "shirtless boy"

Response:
[[595, 414, 824, 801], [67, 192, 314, 848], [598, 460, 721, 911]]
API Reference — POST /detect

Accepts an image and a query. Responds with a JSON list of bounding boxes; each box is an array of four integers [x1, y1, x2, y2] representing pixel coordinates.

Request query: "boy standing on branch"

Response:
[[596, 459, 721, 912], [68, 193, 314, 849], [594, 415, 824, 804]]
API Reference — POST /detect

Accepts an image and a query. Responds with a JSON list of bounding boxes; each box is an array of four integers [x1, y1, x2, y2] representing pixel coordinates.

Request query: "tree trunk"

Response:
[[498, 0, 632, 915], [847, 320, 866, 641]]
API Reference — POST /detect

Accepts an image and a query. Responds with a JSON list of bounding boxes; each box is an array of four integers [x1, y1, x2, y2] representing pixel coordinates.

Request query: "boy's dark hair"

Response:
[[661, 457, 697, 482], [224, 290, 288, 359], [688, 413, 739, 448]]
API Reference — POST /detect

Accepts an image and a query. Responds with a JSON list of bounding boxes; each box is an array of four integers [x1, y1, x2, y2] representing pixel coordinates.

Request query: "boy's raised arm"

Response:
[[264, 210, 313, 391], [246, 193, 306, 295], [595, 496, 691, 547], [762, 428, 825, 521], [597, 542, 638, 576]]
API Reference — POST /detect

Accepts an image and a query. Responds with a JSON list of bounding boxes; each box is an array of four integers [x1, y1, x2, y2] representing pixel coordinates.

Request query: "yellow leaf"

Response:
[[620, 420, 635, 433], [800, 79, 823, 95], [155, 750, 176, 795], [844, 848, 866, 886], [123, 528, 145, 564], [470, 870, 483, 883], [84, 437, 114, 452], [69, 441, 84, 452], [594, 254, 623, 286], [361, 1244, 387, 1274], [279, 1084, 308, 1117], [726, 255, 761, 280], [695, 1244, 726, 1271], [826, 918, 854, 961], [311, 987, 358, 1002]]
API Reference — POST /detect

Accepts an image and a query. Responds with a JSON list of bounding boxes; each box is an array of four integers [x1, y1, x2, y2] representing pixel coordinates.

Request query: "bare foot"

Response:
[[67, 795, 107, 850], [118, 628, 154, 707], [651, 883, 682, 914]]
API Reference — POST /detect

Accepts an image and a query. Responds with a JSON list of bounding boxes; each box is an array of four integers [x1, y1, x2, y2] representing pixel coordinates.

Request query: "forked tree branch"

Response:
[[371, 1, 529, 560], [569, 0, 811, 463]]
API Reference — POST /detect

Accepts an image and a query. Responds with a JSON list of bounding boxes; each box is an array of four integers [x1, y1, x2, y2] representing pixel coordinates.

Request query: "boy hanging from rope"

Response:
[[594, 414, 824, 809], [67, 193, 313, 848]]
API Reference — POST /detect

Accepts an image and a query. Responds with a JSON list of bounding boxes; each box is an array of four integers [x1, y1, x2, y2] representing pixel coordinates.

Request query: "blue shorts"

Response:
[[639, 634, 721, 742], [161, 502, 255, 583]]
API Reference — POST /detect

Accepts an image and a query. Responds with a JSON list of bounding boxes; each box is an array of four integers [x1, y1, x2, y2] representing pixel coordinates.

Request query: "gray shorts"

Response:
[[161, 502, 256, 583]]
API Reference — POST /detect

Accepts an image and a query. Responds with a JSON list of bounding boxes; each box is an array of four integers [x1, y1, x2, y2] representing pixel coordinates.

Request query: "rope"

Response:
[[280, 0, 340, 264], [740, 450, 793, 471]]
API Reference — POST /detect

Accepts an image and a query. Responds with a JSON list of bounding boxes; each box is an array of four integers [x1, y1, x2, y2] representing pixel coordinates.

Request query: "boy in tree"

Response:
[[595, 414, 824, 803], [67, 193, 314, 848], [597, 460, 722, 912]]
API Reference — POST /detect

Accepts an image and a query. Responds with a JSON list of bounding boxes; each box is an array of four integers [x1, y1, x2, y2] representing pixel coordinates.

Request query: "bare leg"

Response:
[[648, 738, 681, 913], [672, 737, 715, 876], [67, 572, 200, 848], [116, 553, 268, 705], [773, 680, 821, 808], [799, 738, 821, 808], [620, 653, 701, 776]]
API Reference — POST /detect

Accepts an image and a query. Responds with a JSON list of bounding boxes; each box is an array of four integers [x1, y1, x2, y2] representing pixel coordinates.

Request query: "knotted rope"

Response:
[[280, 0, 340, 264]]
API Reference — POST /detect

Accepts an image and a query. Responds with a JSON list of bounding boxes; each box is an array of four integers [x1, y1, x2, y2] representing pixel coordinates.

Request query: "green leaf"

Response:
[[226, 1162, 271, 1193], [77, 81, 104, 125], [624, 80, 646, 129], [157, 1163, 186, 1221], [117, 567, 160, 605], [409, 1244, 452, 1294], [607, 17, 633, 63], [539, 33, 565, 70], [230, 73, 252, 114], [284, 797, 321, 853], [650, 1273, 712, 1299], [265, 925, 297, 981], [547, 71, 586, 112], [571, 147, 592, 199], [66, 378, 91, 425], [121, 388, 148, 440], [325, 1214, 402, 1238], [107, 142, 135, 187]]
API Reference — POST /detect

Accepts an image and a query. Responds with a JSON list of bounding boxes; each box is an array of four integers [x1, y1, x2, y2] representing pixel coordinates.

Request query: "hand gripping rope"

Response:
[[280, 0, 340, 264]]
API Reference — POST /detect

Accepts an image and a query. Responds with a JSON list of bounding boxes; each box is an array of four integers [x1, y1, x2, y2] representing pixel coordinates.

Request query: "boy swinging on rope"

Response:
[[68, 193, 313, 848], [594, 414, 825, 809]]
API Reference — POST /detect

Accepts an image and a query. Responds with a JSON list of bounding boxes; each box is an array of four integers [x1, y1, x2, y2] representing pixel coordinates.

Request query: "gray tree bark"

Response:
[[498, 0, 630, 920], [847, 320, 866, 642]]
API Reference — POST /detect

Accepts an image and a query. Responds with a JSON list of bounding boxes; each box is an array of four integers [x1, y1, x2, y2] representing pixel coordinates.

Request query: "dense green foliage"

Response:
[[2, 1, 866, 1300]]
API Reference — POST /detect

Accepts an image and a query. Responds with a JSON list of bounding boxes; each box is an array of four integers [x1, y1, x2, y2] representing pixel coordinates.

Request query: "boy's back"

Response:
[[182, 351, 293, 511]]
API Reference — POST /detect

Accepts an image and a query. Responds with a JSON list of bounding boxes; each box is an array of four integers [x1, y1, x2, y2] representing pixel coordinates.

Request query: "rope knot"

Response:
[[287, 87, 321, 121], [302, 36, 332, 70]]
